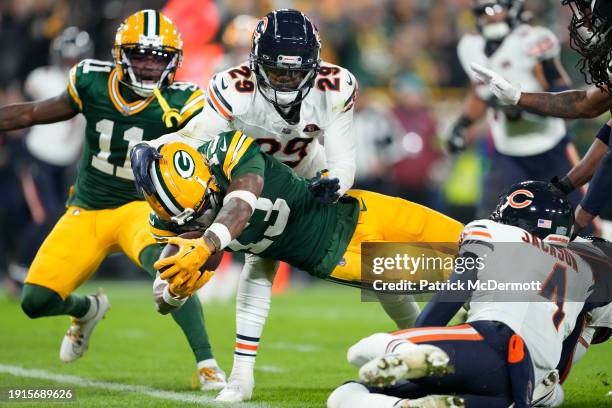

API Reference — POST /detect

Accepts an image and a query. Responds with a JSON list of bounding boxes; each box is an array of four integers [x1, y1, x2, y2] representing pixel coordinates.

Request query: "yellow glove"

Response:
[[168, 270, 215, 298], [154, 236, 213, 280]]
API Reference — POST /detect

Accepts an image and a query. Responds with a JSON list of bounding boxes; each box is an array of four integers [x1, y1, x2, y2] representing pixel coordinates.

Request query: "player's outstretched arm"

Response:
[[0, 90, 77, 131], [518, 86, 612, 119], [470, 62, 612, 118]]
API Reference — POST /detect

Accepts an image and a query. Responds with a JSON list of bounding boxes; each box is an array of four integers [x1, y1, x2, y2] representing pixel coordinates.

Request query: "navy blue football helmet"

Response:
[[472, 0, 525, 40], [491, 181, 574, 244], [250, 9, 321, 109]]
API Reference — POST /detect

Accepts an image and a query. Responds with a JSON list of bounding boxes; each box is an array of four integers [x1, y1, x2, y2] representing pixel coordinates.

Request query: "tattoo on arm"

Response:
[[205, 173, 264, 247], [519, 86, 612, 119]]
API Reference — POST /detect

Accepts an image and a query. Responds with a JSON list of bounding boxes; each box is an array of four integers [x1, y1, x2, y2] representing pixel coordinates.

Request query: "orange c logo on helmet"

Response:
[[507, 189, 534, 209]]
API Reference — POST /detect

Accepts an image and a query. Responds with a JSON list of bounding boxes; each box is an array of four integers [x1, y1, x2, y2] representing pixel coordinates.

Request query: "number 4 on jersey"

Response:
[[540, 263, 567, 330]]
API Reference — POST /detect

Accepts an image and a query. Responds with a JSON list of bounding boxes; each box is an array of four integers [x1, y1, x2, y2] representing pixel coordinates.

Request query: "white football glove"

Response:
[[470, 63, 521, 105]]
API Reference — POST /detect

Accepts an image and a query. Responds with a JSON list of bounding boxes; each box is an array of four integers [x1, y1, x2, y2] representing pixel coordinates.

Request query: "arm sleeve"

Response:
[[595, 122, 611, 145], [580, 149, 612, 216], [415, 251, 479, 327], [325, 107, 356, 195]]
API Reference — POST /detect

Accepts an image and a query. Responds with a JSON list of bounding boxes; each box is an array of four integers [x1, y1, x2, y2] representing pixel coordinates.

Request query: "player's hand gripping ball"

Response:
[[155, 231, 223, 297]]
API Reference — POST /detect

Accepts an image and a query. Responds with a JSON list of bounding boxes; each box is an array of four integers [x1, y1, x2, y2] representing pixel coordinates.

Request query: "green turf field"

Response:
[[0, 281, 610, 407]]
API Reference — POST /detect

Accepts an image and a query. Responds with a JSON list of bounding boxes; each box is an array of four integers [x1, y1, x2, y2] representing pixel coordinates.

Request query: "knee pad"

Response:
[[347, 332, 396, 367], [21, 284, 62, 318], [241, 254, 279, 285], [327, 382, 369, 408]]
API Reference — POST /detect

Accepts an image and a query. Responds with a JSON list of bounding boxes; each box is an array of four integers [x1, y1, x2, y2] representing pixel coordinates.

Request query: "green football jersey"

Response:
[[150, 130, 360, 278], [65, 58, 204, 210]]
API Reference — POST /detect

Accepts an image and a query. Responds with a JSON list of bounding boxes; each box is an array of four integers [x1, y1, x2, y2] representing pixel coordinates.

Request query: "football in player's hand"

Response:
[[158, 231, 224, 272]]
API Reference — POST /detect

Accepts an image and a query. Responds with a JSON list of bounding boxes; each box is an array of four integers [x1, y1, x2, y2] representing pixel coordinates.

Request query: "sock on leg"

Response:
[[376, 293, 420, 329], [232, 255, 276, 372], [21, 283, 90, 318], [327, 382, 401, 408]]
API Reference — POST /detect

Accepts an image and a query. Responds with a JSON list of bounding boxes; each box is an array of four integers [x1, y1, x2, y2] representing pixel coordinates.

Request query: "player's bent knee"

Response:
[[327, 382, 369, 408], [20, 284, 62, 319], [347, 333, 396, 367]]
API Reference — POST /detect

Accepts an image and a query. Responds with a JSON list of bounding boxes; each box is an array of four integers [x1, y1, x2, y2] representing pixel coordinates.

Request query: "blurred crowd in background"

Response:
[[0, 0, 609, 288]]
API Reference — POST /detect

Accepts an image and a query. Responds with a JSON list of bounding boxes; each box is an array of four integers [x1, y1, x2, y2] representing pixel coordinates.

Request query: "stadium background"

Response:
[[1, 0, 610, 285]]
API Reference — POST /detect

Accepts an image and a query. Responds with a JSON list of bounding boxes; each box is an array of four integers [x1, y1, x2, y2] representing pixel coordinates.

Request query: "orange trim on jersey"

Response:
[[208, 88, 234, 120], [408, 333, 484, 343], [107, 68, 155, 115], [507, 334, 525, 363], [391, 324, 473, 336], [465, 230, 492, 239], [235, 342, 258, 351], [547, 236, 569, 243], [578, 336, 590, 349], [67, 66, 83, 111]]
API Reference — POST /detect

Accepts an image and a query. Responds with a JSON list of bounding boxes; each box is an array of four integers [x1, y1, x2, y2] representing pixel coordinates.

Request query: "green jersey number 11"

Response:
[[92, 119, 143, 181]]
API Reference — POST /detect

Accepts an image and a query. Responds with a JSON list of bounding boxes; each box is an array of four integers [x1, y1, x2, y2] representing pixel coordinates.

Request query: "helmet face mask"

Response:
[[143, 143, 221, 227], [113, 10, 183, 98], [490, 181, 574, 245], [472, 0, 524, 41], [51, 27, 93, 68], [250, 9, 321, 109]]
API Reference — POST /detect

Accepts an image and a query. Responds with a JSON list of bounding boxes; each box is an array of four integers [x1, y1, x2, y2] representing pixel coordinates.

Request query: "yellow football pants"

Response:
[[25, 201, 157, 299], [329, 190, 464, 283]]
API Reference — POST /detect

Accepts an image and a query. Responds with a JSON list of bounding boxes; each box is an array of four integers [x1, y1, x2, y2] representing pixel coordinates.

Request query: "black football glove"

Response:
[[308, 170, 341, 204], [131, 143, 162, 195], [447, 116, 473, 154], [447, 127, 466, 154], [550, 176, 575, 196]]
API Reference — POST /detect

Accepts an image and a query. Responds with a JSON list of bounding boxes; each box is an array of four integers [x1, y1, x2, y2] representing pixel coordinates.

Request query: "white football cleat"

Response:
[[215, 369, 254, 402], [359, 344, 452, 387], [398, 395, 465, 408], [59, 291, 109, 363], [195, 365, 227, 391]]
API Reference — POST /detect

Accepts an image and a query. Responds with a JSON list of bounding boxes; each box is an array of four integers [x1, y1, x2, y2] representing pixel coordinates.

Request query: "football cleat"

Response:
[[398, 395, 465, 408], [59, 291, 110, 362], [359, 345, 452, 387], [193, 365, 227, 391], [215, 369, 254, 402]]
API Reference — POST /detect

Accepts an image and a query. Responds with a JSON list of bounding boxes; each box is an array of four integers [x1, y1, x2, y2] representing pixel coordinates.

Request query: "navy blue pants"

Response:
[[15, 156, 73, 267], [478, 138, 583, 218], [364, 321, 534, 408]]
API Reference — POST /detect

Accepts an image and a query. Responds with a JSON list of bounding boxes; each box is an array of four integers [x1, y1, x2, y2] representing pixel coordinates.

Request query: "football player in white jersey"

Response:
[[328, 181, 610, 408], [447, 0, 584, 219], [131, 9, 420, 402], [469, 0, 612, 234]]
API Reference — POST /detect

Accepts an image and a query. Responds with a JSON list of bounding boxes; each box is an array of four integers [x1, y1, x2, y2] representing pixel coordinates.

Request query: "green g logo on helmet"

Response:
[[173, 150, 195, 178]]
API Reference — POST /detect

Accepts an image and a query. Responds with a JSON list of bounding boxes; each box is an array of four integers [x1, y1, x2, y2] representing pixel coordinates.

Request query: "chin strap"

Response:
[[153, 87, 181, 128]]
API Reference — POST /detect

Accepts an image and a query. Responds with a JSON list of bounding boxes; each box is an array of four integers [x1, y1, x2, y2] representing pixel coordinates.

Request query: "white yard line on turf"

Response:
[[0, 364, 268, 408]]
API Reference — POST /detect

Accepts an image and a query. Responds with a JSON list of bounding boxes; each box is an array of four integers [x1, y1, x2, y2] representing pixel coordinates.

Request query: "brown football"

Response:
[[158, 231, 224, 272]]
